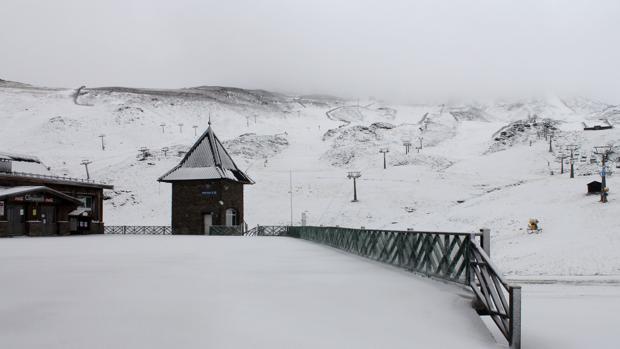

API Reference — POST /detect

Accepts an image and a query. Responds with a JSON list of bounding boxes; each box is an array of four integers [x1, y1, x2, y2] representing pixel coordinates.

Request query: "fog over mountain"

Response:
[[2, 0, 620, 103]]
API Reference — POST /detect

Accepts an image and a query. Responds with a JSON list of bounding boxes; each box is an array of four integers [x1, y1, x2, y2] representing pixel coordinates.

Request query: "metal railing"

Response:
[[246, 225, 289, 236], [469, 241, 521, 349], [104, 225, 245, 236], [104, 226, 172, 235], [271, 225, 520, 348], [288, 226, 474, 284], [208, 225, 244, 236]]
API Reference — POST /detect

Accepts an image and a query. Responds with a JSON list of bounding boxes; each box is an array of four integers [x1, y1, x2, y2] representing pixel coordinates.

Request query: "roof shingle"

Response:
[[158, 125, 253, 184]]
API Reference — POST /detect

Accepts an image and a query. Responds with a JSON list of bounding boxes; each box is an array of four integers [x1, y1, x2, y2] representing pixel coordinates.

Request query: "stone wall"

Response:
[[171, 180, 244, 235]]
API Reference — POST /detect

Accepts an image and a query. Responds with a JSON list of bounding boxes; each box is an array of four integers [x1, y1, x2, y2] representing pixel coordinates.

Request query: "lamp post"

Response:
[[379, 148, 389, 169], [162, 147, 169, 157], [160, 123, 166, 133], [347, 171, 361, 202], [192, 125, 198, 136]]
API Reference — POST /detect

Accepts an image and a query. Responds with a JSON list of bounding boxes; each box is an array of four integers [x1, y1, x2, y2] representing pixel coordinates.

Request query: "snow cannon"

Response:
[[527, 218, 542, 234]]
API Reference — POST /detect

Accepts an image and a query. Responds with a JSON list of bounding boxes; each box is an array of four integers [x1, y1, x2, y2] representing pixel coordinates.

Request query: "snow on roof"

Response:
[[10, 160, 51, 175], [0, 151, 42, 163], [158, 125, 253, 184], [0, 186, 81, 203], [0, 151, 51, 175], [69, 207, 90, 216]]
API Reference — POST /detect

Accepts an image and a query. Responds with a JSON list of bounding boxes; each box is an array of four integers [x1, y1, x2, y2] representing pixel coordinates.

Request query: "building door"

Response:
[[203, 213, 213, 235], [40, 206, 56, 235], [7, 205, 25, 236], [225, 208, 238, 226]]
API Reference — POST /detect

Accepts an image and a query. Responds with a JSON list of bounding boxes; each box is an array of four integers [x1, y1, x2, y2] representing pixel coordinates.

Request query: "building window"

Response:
[[225, 208, 238, 226], [78, 196, 93, 211]]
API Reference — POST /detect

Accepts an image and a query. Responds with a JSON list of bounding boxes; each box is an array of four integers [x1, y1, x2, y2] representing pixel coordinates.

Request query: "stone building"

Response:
[[158, 123, 253, 235], [0, 152, 113, 237]]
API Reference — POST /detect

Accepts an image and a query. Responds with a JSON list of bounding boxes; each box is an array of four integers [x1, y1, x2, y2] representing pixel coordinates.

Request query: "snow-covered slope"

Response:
[[1, 80, 619, 277]]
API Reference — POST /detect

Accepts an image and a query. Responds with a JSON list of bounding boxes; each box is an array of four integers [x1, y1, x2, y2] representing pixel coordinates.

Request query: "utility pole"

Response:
[[160, 123, 166, 133], [192, 125, 198, 136], [548, 132, 554, 152], [98, 134, 105, 151], [289, 170, 293, 226], [162, 147, 169, 157], [594, 145, 614, 203], [379, 148, 389, 169], [80, 160, 92, 180], [566, 144, 579, 178], [556, 153, 568, 174], [178, 123, 184, 133], [347, 171, 361, 202], [403, 141, 412, 154]]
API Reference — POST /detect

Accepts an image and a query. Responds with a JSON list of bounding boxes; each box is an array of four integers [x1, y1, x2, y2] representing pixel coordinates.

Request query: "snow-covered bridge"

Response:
[[0, 235, 503, 349]]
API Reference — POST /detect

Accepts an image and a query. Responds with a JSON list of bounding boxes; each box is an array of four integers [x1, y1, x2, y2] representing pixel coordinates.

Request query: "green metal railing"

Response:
[[260, 225, 520, 349], [104, 226, 172, 235], [209, 225, 244, 236], [287, 226, 474, 284], [246, 225, 290, 236]]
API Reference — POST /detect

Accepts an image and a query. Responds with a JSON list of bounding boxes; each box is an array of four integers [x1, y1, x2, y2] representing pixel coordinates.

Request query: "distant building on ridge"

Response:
[[158, 122, 253, 235]]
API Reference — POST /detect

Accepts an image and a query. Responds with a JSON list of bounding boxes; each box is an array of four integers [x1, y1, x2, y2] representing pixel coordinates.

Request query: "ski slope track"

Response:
[[1, 80, 620, 280]]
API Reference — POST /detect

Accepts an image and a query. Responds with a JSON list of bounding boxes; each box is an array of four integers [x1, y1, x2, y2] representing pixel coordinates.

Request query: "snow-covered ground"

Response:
[[0, 235, 499, 349], [1, 80, 619, 280], [520, 283, 620, 349], [1, 235, 619, 348]]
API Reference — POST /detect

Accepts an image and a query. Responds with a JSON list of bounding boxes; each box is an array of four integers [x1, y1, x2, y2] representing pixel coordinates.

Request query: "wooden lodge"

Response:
[[158, 123, 253, 235], [0, 152, 113, 237]]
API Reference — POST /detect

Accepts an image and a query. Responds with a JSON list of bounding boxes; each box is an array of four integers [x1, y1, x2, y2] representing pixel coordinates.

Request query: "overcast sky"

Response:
[[1, 0, 619, 103]]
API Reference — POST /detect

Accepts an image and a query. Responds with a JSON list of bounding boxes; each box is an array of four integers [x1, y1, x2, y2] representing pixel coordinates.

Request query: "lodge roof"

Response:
[[0, 171, 114, 190], [0, 185, 82, 204], [0, 151, 42, 163], [158, 125, 253, 184], [0, 150, 113, 190]]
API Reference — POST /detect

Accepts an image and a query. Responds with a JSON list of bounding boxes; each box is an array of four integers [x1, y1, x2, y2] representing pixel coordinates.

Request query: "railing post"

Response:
[[467, 233, 477, 285], [509, 286, 522, 349], [480, 228, 491, 257]]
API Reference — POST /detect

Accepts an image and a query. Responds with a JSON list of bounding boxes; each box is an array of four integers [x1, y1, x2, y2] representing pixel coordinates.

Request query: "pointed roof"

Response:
[[158, 125, 253, 184]]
